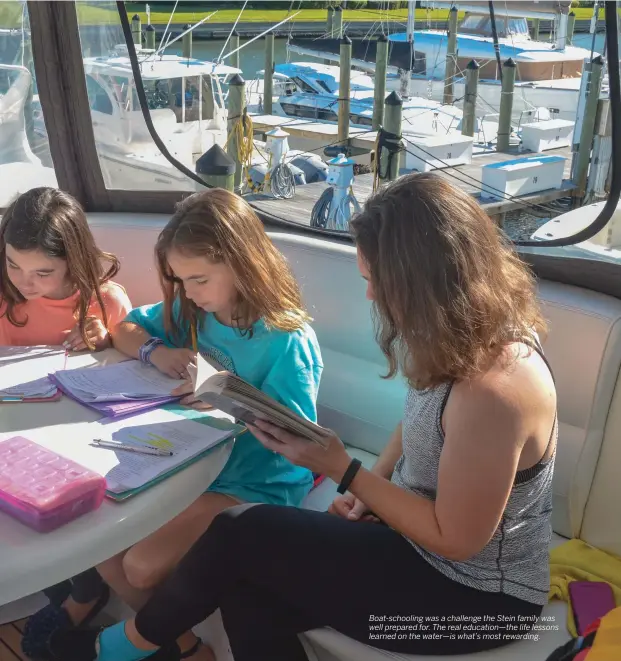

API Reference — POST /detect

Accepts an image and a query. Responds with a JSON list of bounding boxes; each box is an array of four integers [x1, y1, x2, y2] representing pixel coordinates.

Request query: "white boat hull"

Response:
[[390, 76, 582, 123]]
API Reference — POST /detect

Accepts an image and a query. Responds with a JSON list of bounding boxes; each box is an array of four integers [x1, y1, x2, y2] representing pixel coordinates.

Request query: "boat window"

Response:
[[458, 15, 528, 38], [143, 80, 171, 110], [85, 75, 114, 115], [62, 0, 621, 268], [459, 15, 487, 32], [315, 79, 332, 93], [290, 76, 317, 94], [507, 18, 529, 36], [0, 7, 57, 209], [77, 3, 196, 192]]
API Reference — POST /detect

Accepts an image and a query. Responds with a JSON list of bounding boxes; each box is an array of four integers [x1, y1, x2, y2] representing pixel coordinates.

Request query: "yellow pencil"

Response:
[[191, 323, 197, 352]]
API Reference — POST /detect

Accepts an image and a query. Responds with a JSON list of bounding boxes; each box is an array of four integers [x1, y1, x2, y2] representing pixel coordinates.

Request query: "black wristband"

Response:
[[337, 458, 362, 494]]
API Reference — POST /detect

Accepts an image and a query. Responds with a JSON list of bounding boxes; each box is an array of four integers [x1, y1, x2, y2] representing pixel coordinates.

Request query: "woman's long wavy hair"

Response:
[[0, 187, 120, 350], [155, 188, 310, 343], [349, 172, 547, 390]]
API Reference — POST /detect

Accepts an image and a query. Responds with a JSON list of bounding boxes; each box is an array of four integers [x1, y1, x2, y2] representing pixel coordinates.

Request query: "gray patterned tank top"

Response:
[[390, 339, 556, 605]]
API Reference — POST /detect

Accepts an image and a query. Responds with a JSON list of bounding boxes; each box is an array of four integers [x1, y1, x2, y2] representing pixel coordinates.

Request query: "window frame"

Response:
[[22, 1, 621, 302]]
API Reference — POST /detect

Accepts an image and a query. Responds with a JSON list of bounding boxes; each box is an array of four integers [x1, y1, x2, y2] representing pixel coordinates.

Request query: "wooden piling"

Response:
[[497, 58, 516, 152], [196, 144, 236, 192], [567, 12, 576, 45], [145, 24, 156, 50], [586, 98, 612, 202], [334, 6, 343, 39], [461, 60, 479, 138], [338, 34, 352, 144], [227, 74, 246, 194], [327, 7, 335, 36], [373, 34, 388, 130], [264, 33, 274, 116], [381, 91, 403, 182], [443, 6, 458, 105], [574, 55, 604, 198], [182, 24, 192, 59], [229, 30, 240, 70], [131, 14, 141, 46]]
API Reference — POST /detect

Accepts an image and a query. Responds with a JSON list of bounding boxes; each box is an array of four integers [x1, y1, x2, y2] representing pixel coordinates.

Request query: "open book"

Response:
[[188, 353, 332, 448]]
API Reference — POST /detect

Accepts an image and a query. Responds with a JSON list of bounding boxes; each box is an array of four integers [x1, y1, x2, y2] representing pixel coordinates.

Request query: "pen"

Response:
[[91, 439, 173, 457], [0, 396, 23, 402]]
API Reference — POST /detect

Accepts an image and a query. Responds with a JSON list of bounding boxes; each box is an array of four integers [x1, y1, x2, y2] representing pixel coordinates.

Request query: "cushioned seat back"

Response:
[[269, 234, 621, 541], [89, 221, 621, 544], [535, 281, 621, 540]]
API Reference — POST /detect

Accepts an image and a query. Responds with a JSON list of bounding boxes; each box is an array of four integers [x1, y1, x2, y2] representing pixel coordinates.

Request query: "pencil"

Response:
[[191, 323, 197, 352]]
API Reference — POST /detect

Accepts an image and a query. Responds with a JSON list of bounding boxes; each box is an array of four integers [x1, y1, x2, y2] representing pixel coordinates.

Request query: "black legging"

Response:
[[134, 504, 542, 661]]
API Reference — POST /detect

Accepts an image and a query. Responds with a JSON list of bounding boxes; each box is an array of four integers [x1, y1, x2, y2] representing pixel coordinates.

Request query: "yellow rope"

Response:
[[225, 110, 260, 193]]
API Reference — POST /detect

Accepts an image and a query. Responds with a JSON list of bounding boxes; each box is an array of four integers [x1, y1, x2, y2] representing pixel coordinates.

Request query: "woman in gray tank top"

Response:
[[52, 173, 557, 661]]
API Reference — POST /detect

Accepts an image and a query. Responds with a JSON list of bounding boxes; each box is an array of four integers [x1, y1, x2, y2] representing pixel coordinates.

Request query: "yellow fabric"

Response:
[[586, 607, 621, 661], [549, 539, 621, 637]]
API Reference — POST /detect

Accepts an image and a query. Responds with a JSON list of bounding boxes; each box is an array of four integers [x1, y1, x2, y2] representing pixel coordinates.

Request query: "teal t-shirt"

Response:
[[124, 300, 323, 507]]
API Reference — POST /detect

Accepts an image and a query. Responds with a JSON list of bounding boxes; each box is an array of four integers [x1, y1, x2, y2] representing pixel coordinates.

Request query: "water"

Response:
[[192, 37, 317, 79], [190, 32, 608, 80]]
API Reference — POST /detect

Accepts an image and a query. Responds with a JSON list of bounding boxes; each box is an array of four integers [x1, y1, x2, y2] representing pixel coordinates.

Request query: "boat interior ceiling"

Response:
[[1, 0, 621, 659]]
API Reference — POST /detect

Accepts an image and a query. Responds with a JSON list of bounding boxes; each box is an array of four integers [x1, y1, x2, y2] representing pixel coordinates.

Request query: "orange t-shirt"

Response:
[[0, 281, 132, 346]]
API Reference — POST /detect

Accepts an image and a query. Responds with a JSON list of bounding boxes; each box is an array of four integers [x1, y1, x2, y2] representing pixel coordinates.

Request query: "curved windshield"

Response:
[[459, 15, 529, 37], [69, 0, 621, 262]]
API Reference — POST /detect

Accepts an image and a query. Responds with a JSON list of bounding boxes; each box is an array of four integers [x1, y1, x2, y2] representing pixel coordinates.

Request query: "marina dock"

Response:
[[246, 116, 575, 226]]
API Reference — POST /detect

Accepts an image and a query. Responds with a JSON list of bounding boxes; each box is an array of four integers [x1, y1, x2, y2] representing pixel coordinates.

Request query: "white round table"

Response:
[[0, 349, 233, 607]]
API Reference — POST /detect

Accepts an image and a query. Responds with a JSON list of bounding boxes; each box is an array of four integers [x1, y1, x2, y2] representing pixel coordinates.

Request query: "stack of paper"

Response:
[[49, 360, 185, 416], [97, 407, 242, 496], [0, 346, 66, 402], [13, 406, 244, 499]]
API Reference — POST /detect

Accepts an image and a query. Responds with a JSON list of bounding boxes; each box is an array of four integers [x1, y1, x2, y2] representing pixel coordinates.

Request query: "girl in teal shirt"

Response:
[[97, 188, 322, 661]]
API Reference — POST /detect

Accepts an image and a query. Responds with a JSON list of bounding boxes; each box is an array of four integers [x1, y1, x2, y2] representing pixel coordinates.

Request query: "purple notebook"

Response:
[[48, 373, 180, 418]]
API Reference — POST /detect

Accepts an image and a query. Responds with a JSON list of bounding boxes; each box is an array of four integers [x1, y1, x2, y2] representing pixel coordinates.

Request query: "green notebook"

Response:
[[105, 404, 246, 502]]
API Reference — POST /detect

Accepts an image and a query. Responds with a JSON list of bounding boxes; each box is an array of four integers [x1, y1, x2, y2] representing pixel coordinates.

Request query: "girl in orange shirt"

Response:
[[0, 187, 131, 349], [1, 187, 131, 656]]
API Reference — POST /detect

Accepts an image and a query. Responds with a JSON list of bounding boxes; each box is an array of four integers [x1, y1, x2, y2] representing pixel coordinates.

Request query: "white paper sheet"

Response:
[[53, 360, 186, 402], [0, 346, 65, 397]]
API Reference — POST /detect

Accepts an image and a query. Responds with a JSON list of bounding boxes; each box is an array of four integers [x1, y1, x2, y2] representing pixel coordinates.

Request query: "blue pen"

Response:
[[0, 396, 24, 402]]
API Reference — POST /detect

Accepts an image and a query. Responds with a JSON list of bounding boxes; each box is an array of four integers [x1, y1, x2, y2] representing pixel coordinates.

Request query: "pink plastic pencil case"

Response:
[[0, 436, 106, 532]]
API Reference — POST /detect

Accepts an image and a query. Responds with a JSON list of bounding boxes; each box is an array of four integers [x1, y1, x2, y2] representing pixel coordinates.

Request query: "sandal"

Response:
[[22, 583, 110, 660], [45, 627, 181, 661]]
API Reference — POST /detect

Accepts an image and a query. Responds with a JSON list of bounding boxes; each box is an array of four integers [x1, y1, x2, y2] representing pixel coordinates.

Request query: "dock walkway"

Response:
[[246, 117, 574, 226]]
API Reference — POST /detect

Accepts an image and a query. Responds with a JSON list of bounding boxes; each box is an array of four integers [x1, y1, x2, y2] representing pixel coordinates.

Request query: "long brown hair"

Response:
[[0, 187, 120, 350], [350, 172, 546, 390], [155, 188, 310, 343]]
